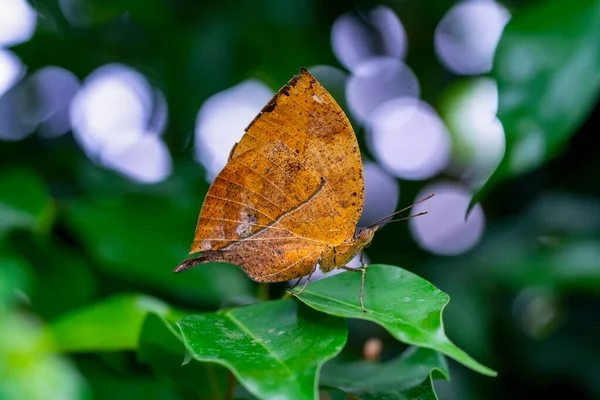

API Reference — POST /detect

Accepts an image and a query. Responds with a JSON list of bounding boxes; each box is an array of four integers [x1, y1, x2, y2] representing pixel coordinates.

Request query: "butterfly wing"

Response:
[[191, 140, 330, 253], [181, 232, 322, 282], [232, 68, 364, 245], [178, 69, 364, 282]]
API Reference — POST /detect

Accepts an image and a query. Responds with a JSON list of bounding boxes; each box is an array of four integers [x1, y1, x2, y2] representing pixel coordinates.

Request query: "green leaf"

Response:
[[321, 347, 448, 400], [75, 355, 179, 400], [138, 313, 229, 400], [0, 311, 90, 400], [0, 168, 53, 237], [48, 293, 178, 352], [0, 250, 88, 400], [478, 0, 600, 197], [355, 380, 441, 400], [291, 265, 496, 377], [178, 299, 348, 400], [0, 250, 30, 308]]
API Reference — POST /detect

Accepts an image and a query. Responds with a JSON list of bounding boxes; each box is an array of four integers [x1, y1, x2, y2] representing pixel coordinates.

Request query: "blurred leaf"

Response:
[[49, 293, 179, 352], [321, 347, 448, 399], [291, 265, 496, 377], [178, 299, 347, 400], [75, 356, 179, 400], [20, 239, 97, 320], [63, 195, 255, 305], [355, 380, 441, 400], [0, 168, 53, 237], [321, 388, 359, 400], [138, 313, 229, 400], [0, 249, 30, 308], [478, 0, 600, 198], [0, 311, 89, 400], [0, 250, 88, 400]]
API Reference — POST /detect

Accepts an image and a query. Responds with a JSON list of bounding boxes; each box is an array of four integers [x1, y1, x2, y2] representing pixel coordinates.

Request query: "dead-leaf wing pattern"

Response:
[[232, 68, 364, 245], [192, 140, 329, 252], [193, 230, 323, 282]]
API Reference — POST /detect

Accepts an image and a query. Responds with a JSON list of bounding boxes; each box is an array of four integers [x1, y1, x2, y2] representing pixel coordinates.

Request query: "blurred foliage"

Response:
[[1, 0, 600, 399], [475, 0, 600, 200]]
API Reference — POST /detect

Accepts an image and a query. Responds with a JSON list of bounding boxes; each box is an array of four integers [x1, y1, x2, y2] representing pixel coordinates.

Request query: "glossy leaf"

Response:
[[49, 293, 180, 352], [178, 299, 347, 400], [291, 264, 496, 376], [138, 313, 229, 400], [321, 347, 448, 400], [0, 168, 53, 237], [356, 381, 440, 400], [478, 0, 600, 197]]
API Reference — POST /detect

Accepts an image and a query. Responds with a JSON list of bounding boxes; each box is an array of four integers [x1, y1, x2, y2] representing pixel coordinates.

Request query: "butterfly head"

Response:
[[353, 226, 378, 248]]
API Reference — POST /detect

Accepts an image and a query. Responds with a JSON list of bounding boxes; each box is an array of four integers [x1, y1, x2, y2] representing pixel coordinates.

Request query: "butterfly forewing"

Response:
[[232, 69, 364, 243]]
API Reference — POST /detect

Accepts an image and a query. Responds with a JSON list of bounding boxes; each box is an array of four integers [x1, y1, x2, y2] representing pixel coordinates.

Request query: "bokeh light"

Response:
[[29, 66, 80, 138], [195, 79, 273, 181], [331, 6, 407, 72], [409, 182, 485, 255], [100, 134, 173, 184], [367, 98, 451, 180], [0, 0, 37, 47], [346, 57, 419, 124], [359, 161, 400, 226], [70, 64, 172, 183], [441, 77, 505, 188], [513, 286, 561, 339], [0, 82, 36, 141], [435, 0, 510, 75], [0, 50, 22, 98]]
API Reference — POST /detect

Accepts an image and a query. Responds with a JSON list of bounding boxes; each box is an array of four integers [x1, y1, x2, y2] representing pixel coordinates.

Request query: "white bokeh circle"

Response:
[[434, 0, 510, 75], [346, 57, 419, 123], [367, 98, 451, 180], [70, 63, 171, 183], [409, 182, 485, 255], [359, 161, 400, 227], [195, 79, 273, 181], [0, 0, 37, 47], [331, 6, 407, 72]]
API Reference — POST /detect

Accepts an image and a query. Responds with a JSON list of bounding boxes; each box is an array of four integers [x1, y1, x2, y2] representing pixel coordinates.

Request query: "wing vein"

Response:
[[262, 250, 318, 279], [214, 176, 282, 210], [199, 216, 287, 230], [223, 164, 297, 206], [204, 195, 278, 221]]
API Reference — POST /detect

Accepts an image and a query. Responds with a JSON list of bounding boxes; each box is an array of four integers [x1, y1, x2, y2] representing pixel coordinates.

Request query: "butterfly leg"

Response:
[[342, 265, 368, 313], [293, 268, 316, 295], [289, 276, 303, 290]]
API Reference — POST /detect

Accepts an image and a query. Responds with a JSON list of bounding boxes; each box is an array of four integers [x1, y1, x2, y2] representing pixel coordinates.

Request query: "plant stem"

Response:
[[257, 282, 270, 302], [226, 370, 236, 400]]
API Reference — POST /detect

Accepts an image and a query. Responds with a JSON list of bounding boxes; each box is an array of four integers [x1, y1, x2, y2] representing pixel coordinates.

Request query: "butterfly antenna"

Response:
[[366, 193, 434, 228]]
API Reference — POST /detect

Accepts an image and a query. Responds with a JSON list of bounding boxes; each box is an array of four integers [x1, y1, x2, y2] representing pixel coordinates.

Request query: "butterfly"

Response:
[[175, 68, 429, 312]]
